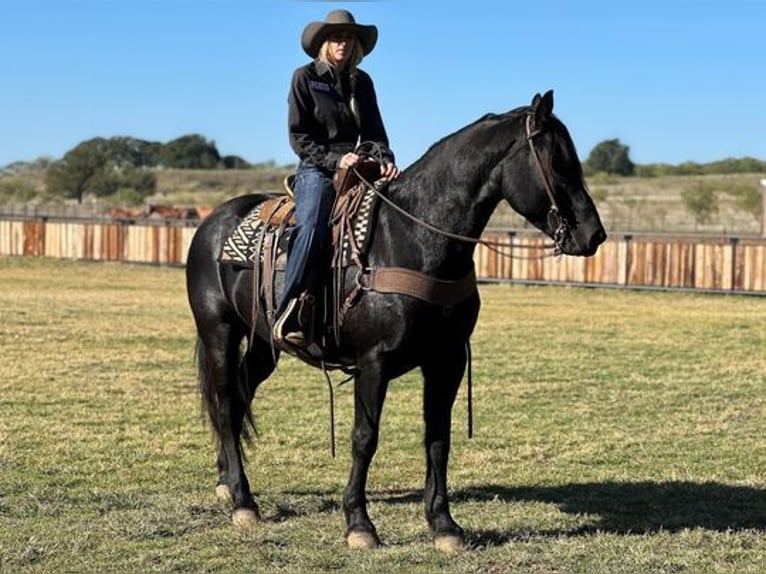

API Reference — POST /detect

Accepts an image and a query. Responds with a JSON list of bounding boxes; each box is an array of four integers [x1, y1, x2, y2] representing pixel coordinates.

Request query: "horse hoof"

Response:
[[215, 484, 231, 502], [232, 508, 258, 529], [434, 534, 465, 554], [346, 530, 380, 549]]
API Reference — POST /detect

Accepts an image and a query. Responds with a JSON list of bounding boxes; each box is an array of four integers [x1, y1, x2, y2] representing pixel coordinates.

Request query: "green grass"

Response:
[[0, 257, 764, 573]]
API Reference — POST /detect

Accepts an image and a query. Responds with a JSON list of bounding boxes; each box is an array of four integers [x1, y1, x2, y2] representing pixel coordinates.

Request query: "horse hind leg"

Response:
[[197, 325, 276, 527]]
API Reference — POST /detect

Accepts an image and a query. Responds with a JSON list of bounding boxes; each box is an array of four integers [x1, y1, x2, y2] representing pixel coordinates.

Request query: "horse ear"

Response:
[[530, 90, 554, 124], [535, 90, 554, 123], [542, 90, 554, 114]]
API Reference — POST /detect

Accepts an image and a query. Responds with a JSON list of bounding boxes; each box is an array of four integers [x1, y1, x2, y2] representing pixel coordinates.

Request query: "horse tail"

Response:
[[195, 335, 223, 444], [195, 333, 257, 459], [235, 346, 258, 447]]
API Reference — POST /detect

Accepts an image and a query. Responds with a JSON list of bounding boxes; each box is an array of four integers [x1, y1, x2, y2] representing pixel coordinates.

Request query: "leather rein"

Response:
[[353, 112, 570, 259]]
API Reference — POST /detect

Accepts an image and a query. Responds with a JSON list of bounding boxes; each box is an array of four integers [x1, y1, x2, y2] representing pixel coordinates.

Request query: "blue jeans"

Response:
[[277, 162, 336, 314]]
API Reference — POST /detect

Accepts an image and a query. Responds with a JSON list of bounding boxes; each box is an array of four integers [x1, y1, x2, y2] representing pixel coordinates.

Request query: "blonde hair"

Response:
[[318, 35, 363, 71]]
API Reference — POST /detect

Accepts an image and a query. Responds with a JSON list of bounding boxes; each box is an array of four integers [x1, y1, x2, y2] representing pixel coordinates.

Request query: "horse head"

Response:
[[499, 90, 606, 256]]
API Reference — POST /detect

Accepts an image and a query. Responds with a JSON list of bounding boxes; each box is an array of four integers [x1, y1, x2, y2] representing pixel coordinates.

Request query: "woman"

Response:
[[274, 9, 400, 346]]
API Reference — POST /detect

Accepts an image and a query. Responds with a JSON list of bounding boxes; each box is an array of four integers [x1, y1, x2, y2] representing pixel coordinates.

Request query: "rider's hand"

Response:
[[381, 162, 400, 180], [339, 153, 360, 169]]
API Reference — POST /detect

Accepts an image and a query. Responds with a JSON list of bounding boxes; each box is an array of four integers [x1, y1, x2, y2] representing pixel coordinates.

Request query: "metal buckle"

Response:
[[354, 267, 371, 291]]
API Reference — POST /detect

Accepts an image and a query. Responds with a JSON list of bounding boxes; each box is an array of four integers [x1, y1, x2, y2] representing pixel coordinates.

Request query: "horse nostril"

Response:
[[591, 228, 607, 250]]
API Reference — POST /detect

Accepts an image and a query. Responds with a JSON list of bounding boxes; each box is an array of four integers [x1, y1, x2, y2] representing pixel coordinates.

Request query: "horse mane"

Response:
[[405, 106, 530, 174], [536, 115, 586, 186], [392, 101, 586, 205]]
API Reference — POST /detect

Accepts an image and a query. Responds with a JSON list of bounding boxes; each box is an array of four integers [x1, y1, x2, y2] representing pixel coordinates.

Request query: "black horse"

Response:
[[186, 91, 606, 552]]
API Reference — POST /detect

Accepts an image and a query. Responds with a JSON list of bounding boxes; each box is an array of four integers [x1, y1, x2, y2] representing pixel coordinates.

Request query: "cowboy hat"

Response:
[[301, 9, 378, 58]]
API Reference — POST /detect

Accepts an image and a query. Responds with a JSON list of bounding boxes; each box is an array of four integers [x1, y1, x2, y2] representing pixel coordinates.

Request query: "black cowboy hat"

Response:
[[301, 9, 378, 58]]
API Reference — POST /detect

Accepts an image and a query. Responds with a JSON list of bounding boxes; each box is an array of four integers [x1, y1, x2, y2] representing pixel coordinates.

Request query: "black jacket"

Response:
[[288, 60, 394, 172]]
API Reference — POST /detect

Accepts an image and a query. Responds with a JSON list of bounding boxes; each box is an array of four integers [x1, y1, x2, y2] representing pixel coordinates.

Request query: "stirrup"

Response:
[[273, 295, 313, 348]]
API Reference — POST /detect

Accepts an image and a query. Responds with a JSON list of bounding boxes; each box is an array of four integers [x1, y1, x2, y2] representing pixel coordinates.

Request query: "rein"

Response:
[[361, 175, 556, 261], [353, 112, 570, 259]]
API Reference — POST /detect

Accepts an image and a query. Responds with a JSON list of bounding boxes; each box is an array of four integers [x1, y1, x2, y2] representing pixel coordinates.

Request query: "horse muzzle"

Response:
[[559, 224, 607, 257]]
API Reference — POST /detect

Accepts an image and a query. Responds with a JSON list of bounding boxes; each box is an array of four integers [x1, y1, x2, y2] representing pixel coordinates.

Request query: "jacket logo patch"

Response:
[[309, 80, 331, 92]]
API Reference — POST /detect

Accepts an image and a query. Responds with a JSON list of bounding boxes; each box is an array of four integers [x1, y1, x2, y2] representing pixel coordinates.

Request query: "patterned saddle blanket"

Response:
[[218, 185, 378, 270], [217, 180, 381, 371]]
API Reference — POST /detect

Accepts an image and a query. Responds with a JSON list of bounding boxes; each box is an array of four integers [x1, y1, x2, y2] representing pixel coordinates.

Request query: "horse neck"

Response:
[[374, 119, 517, 276]]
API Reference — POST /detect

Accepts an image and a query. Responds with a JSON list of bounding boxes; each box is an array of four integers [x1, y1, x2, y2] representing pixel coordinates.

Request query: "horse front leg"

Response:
[[343, 365, 390, 549], [422, 343, 467, 553]]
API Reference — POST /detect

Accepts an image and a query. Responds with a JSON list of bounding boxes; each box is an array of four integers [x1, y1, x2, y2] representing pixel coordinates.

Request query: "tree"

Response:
[[160, 134, 221, 169], [585, 139, 635, 176], [88, 166, 156, 199], [95, 136, 163, 167], [44, 143, 108, 203], [45, 140, 158, 203], [222, 155, 251, 169]]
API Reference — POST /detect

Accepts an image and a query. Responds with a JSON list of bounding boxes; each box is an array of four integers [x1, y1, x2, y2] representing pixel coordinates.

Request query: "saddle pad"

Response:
[[219, 204, 266, 266], [340, 186, 377, 264], [218, 188, 379, 269]]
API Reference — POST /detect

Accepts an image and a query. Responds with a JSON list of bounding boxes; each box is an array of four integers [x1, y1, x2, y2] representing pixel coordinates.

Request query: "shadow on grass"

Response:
[[263, 497, 341, 524], [359, 481, 766, 545], [463, 481, 766, 542], [278, 481, 764, 545]]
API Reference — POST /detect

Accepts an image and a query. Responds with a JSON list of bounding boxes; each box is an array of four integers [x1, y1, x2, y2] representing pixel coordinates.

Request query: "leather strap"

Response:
[[367, 267, 477, 306]]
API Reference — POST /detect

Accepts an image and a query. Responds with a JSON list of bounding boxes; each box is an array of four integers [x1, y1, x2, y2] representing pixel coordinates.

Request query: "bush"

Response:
[[681, 182, 718, 225], [722, 182, 763, 221], [0, 179, 38, 202], [587, 172, 621, 185], [590, 187, 609, 203], [102, 188, 147, 207]]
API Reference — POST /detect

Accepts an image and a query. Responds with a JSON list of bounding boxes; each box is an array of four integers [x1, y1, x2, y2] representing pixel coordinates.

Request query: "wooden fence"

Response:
[[1, 217, 764, 294], [0, 217, 197, 265], [476, 231, 765, 294]]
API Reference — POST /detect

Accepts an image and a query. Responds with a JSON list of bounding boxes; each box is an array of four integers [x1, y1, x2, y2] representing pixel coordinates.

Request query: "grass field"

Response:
[[0, 257, 764, 573]]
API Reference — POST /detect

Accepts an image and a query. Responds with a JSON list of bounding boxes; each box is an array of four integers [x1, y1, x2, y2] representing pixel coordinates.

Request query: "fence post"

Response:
[[507, 230, 516, 280], [729, 236, 739, 291], [119, 219, 127, 262], [760, 179, 766, 238], [622, 234, 633, 287]]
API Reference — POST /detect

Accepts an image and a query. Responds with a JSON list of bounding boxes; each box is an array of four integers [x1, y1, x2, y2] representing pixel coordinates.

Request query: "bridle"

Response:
[[353, 112, 572, 258], [524, 112, 570, 255]]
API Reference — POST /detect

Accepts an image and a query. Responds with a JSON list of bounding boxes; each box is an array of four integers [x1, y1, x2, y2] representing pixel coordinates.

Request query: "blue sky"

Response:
[[1, 0, 764, 169]]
